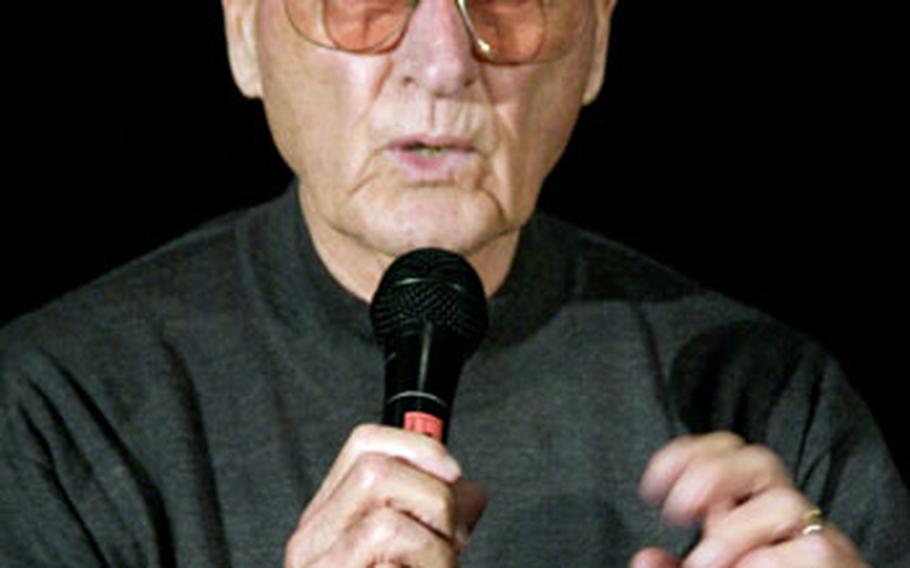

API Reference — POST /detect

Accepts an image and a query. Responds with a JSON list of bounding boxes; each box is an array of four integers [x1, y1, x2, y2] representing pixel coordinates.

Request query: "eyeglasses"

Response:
[[284, 0, 590, 64]]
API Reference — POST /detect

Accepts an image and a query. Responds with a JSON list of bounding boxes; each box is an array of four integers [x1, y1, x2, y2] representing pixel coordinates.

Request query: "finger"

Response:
[[660, 444, 791, 526], [630, 547, 681, 568], [451, 478, 488, 550], [310, 424, 462, 512], [736, 526, 867, 568], [300, 452, 461, 554], [640, 432, 745, 506], [684, 487, 812, 567], [290, 508, 457, 568]]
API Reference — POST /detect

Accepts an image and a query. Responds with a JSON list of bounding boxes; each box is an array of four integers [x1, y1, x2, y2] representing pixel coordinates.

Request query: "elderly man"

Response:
[[1, 0, 907, 566]]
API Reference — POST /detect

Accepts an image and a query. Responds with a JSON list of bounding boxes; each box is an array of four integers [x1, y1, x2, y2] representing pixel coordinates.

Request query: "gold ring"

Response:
[[801, 507, 825, 536]]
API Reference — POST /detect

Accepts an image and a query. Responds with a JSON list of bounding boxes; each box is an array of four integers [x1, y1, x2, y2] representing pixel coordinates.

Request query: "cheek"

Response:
[[256, 2, 387, 196], [483, 61, 589, 221]]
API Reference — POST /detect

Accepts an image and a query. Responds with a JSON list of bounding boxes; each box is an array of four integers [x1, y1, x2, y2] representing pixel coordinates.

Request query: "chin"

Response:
[[364, 211, 502, 259], [339, 171, 530, 259]]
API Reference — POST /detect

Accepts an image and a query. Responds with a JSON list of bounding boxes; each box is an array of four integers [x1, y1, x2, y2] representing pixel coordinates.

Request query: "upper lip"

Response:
[[389, 135, 477, 152]]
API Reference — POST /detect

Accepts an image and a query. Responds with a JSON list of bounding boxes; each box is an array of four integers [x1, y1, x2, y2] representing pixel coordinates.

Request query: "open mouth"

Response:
[[387, 136, 479, 180], [395, 136, 476, 156], [404, 142, 451, 156]]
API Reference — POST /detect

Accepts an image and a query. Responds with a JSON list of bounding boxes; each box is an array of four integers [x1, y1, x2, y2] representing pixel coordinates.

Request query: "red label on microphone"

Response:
[[403, 411, 444, 441]]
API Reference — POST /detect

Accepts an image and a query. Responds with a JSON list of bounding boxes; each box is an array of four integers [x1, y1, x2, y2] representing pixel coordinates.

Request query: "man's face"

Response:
[[227, 0, 614, 259]]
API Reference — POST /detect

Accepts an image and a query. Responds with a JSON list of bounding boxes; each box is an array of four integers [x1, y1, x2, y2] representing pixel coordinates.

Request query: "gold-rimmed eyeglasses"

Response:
[[284, 0, 591, 64]]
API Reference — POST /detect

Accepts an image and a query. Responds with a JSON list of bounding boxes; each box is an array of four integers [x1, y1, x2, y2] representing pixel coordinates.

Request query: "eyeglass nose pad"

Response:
[[398, 0, 499, 62], [452, 0, 496, 59]]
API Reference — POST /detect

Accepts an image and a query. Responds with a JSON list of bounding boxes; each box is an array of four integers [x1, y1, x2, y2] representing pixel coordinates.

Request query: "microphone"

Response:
[[370, 248, 488, 444]]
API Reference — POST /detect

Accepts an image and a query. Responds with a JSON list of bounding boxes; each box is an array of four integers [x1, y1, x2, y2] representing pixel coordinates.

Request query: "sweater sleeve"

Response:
[[1, 358, 109, 567], [788, 355, 910, 567], [0, 343, 167, 567], [663, 318, 909, 566], [0, 454, 107, 567]]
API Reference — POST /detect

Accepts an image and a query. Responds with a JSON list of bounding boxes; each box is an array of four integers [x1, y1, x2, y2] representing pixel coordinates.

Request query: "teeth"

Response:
[[407, 144, 447, 156]]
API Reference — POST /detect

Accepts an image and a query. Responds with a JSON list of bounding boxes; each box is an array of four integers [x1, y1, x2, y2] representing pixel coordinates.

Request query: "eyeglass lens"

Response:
[[285, 0, 588, 63]]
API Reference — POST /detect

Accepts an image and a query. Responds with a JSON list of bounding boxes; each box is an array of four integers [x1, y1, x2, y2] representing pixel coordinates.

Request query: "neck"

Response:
[[298, 191, 521, 303]]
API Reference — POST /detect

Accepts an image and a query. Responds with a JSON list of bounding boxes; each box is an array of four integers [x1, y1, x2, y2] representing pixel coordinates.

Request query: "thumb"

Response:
[[452, 479, 487, 551], [630, 547, 680, 568]]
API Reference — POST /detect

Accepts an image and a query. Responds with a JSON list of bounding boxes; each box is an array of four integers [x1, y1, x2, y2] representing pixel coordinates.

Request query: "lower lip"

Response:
[[388, 147, 478, 182]]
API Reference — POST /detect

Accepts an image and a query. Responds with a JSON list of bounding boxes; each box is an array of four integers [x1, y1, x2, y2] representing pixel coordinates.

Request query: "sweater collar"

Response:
[[249, 180, 575, 354]]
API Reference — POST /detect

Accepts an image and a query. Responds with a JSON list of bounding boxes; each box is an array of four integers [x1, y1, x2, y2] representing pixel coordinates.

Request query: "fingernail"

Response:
[[684, 541, 725, 568]]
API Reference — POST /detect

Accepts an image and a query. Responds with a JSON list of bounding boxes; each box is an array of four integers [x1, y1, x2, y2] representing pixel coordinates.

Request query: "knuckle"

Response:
[[666, 434, 697, 450], [712, 431, 746, 447], [742, 444, 791, 487], [665, 452, 735, 517], [351, 423, 382, 448], [742, 444, 782, 469], [352, 453, 395, 491], [764, 486, 805, 510], [359, 509, 454, 565], [361, 508, 406, 545], [689, 455, 728, 490], [657, 434, 698, 458]]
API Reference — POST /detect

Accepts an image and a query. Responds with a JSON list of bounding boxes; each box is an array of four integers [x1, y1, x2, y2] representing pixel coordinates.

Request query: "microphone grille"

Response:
[[370, 248, 488, 353]]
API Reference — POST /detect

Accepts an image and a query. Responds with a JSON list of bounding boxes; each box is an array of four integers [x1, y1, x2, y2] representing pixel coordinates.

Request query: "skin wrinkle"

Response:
[[238, 0, 610, 301]]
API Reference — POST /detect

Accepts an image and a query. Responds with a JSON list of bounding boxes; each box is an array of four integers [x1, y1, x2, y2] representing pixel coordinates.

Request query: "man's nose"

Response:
[[392, 0, 479, 96]]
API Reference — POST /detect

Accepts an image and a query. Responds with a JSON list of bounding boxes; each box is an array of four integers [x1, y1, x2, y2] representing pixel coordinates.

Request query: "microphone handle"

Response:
[[381, 325, 464, 444]]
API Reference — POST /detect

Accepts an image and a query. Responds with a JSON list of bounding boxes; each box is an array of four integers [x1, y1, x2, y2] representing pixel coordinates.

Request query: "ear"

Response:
[[582, 0, 618, 105], [222, 0, 263, 99]]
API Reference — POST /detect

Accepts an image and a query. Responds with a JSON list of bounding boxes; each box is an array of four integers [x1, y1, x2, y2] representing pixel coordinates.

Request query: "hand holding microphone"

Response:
[[284, 249, 488, 568]]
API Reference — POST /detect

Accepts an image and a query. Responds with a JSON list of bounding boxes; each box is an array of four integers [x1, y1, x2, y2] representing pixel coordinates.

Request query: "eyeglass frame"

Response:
[[283, 0, 593, 65]]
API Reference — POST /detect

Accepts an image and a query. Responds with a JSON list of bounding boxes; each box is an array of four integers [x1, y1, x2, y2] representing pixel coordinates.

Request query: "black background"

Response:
[[5, 1, 905, 481]]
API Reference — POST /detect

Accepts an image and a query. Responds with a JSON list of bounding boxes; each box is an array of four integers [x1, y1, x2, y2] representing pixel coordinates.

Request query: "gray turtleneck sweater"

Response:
[[2, 186, 907, 566]]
